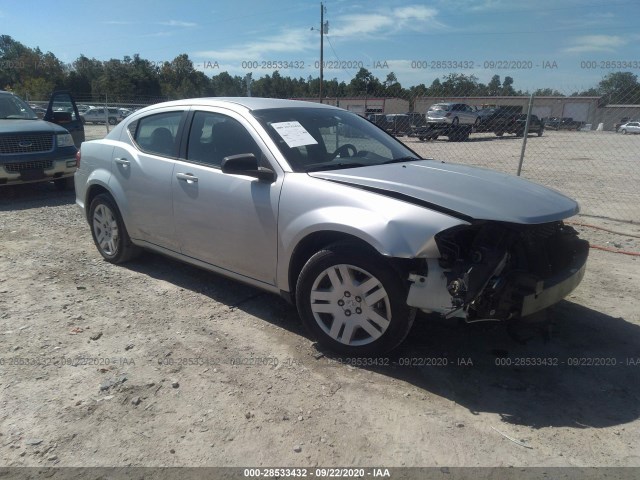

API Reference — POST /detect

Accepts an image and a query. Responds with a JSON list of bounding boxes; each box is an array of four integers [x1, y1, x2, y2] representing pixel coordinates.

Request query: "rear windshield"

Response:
[[429, 104, 451, 112]]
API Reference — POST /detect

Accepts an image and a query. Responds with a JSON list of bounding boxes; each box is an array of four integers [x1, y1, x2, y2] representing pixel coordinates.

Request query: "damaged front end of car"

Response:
[[407, 221, 589, 321]]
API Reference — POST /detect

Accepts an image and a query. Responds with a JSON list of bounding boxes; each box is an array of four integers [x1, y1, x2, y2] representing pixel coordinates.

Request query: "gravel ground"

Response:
[[0, 128, 639, 468]]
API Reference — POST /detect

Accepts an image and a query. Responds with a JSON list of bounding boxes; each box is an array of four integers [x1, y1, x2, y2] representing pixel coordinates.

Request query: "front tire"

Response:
[[295, 243, 415, 356], [108, 117, 117, 125], [89, 193, 141, 264], [622, 129, 627, 135]]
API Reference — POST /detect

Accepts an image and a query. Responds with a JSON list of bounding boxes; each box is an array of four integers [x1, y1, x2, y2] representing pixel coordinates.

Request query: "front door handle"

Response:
[[176, 172, 198, 183]]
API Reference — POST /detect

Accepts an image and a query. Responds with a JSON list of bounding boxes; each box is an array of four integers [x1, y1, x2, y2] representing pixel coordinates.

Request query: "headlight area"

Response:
[[406, 221, 589, 321], [56, 133, 75, 148]]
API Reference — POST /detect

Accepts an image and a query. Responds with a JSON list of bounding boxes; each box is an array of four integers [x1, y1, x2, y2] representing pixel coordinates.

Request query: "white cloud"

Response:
[[329, 5, 442, 38], [191, 5, 442, 75], [564, 35, 626, 53], [453, 0, 510, 12], [193, 29, 313, 63], [102, 20, 133, 25], [158, 20, 197, 27]]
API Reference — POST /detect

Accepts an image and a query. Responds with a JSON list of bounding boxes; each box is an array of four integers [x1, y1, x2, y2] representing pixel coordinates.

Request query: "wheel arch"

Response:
[[85, 183, 112, 222], [286, 230, 418, 301]]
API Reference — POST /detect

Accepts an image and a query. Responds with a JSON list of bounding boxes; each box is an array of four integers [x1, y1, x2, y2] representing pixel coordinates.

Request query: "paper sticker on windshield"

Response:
[[271, 121, 318, 148]]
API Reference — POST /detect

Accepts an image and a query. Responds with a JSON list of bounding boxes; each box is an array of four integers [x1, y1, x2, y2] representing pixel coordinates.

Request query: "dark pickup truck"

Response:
[[544, 117, 582, 131], [502, 114, 545, 137], [474, 106, 522, 135]]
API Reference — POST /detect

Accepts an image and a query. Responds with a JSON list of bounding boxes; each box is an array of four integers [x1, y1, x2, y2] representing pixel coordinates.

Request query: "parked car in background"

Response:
[[1, 90, 84, 189], [503, 114, 544, 137], [367, 113, 412, 136], [544, 117, 582, 131], [75, 97, 588, 355], [382, 114, 412, 136], [81, 107, 123, 125], [405, 112, 427, 136], [77, 104, 92, 114], [619, 121, 640, 134], [30, 105, 47, 119], [474, 106, 522, 134], [426, 103, 479, 127], [614, 117, 630, 132], [118, 108, 133, 119]]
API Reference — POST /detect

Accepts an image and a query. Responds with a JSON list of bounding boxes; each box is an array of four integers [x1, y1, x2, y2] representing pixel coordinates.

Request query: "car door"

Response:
[[461, 104, 475, 124], [110, 109, 187, 251], [172, 109, 283, 286], [44, 91, 85, 147]]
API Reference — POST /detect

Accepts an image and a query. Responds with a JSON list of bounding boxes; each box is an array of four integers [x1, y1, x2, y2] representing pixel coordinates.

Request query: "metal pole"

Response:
[[319, 2, 323, 103], [516, 93, 534, 176], [105, 94, 109, 135]]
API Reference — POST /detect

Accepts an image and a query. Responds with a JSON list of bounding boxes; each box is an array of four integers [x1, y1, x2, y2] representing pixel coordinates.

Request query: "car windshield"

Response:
[[0, 95, 38, 120], [252, 107, 421, 172]]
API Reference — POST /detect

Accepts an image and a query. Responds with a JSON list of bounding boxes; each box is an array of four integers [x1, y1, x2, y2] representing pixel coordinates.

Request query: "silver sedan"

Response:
[[426, 102, 480, 126], [619, 121, 640, 134], [75, 98, 588, 355]]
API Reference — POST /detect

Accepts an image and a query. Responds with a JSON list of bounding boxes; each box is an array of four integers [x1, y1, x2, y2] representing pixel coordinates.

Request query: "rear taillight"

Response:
[[75, 150, 81, 168]]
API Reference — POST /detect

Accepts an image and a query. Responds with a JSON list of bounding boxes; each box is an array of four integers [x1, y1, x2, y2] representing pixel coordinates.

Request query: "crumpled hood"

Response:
[[308, 160, 579, 224]]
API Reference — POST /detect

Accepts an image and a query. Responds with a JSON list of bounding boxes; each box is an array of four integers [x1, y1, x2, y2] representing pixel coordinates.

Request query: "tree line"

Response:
[[1, 35, 639, 105]]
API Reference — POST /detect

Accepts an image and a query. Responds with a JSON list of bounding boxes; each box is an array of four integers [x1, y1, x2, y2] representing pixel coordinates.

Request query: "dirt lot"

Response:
[[1, 127, 639, 468]]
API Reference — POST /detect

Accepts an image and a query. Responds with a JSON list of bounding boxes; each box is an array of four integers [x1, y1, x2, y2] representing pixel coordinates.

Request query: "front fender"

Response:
[[276, 174, 469, 292]]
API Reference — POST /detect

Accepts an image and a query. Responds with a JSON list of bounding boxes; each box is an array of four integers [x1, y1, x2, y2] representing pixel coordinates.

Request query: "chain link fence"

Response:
[[296, 88, 639, 223]]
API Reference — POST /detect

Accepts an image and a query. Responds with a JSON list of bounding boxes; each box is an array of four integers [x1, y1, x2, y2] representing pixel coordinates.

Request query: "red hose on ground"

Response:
[[566, 220, 640, 239], [563, 220, 640, 255], [589, 245, 640, 256]]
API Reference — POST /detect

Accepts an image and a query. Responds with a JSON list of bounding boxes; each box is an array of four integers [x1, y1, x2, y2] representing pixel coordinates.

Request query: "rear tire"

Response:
[[495, 131, 504, 137], [622, 129, 627, 135], [295, 242, 415, 356], [108, 117, 117, 125], [89, 193, 141, 264]]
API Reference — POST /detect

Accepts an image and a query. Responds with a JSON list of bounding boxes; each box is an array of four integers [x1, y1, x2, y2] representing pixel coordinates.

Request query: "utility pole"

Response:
[[319, 2, 324, 103]]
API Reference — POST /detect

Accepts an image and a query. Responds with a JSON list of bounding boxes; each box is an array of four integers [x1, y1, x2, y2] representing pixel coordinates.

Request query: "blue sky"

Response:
[[1, 0, 639, 93]]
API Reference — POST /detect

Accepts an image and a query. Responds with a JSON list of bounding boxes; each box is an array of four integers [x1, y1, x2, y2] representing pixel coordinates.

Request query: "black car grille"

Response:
[[0, 133, 54, 154], [4, 159, 54, 173]]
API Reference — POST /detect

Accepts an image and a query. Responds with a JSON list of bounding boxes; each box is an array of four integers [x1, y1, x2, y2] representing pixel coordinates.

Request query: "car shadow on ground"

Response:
[[386, 303, 640, 429], [122, 251, 639, 431], [0, 183, 76, 211]]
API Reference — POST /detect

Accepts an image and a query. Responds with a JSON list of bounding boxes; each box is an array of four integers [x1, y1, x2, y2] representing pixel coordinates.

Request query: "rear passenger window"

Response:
[[134, 112, 183, 157]]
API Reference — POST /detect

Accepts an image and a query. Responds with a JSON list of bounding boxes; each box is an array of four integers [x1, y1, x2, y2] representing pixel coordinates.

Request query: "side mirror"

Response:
[[221, 154, 276, 182]]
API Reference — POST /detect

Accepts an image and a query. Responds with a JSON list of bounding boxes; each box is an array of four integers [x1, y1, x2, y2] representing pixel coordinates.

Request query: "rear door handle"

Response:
[[114, 157, 130, 167], [176, 172, 198, 183]]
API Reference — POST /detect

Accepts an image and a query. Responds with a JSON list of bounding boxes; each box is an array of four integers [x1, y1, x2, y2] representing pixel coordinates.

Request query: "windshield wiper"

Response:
[[305, 162, 365, 172], [380, 156, 422, 165]]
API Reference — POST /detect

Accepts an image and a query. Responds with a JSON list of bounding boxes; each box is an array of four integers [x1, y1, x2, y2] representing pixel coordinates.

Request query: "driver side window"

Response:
[[187, 111, 263, 168]]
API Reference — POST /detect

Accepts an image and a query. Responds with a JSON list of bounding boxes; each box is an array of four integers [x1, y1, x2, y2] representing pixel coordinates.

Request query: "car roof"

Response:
[[138, 97, 339, 113]]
